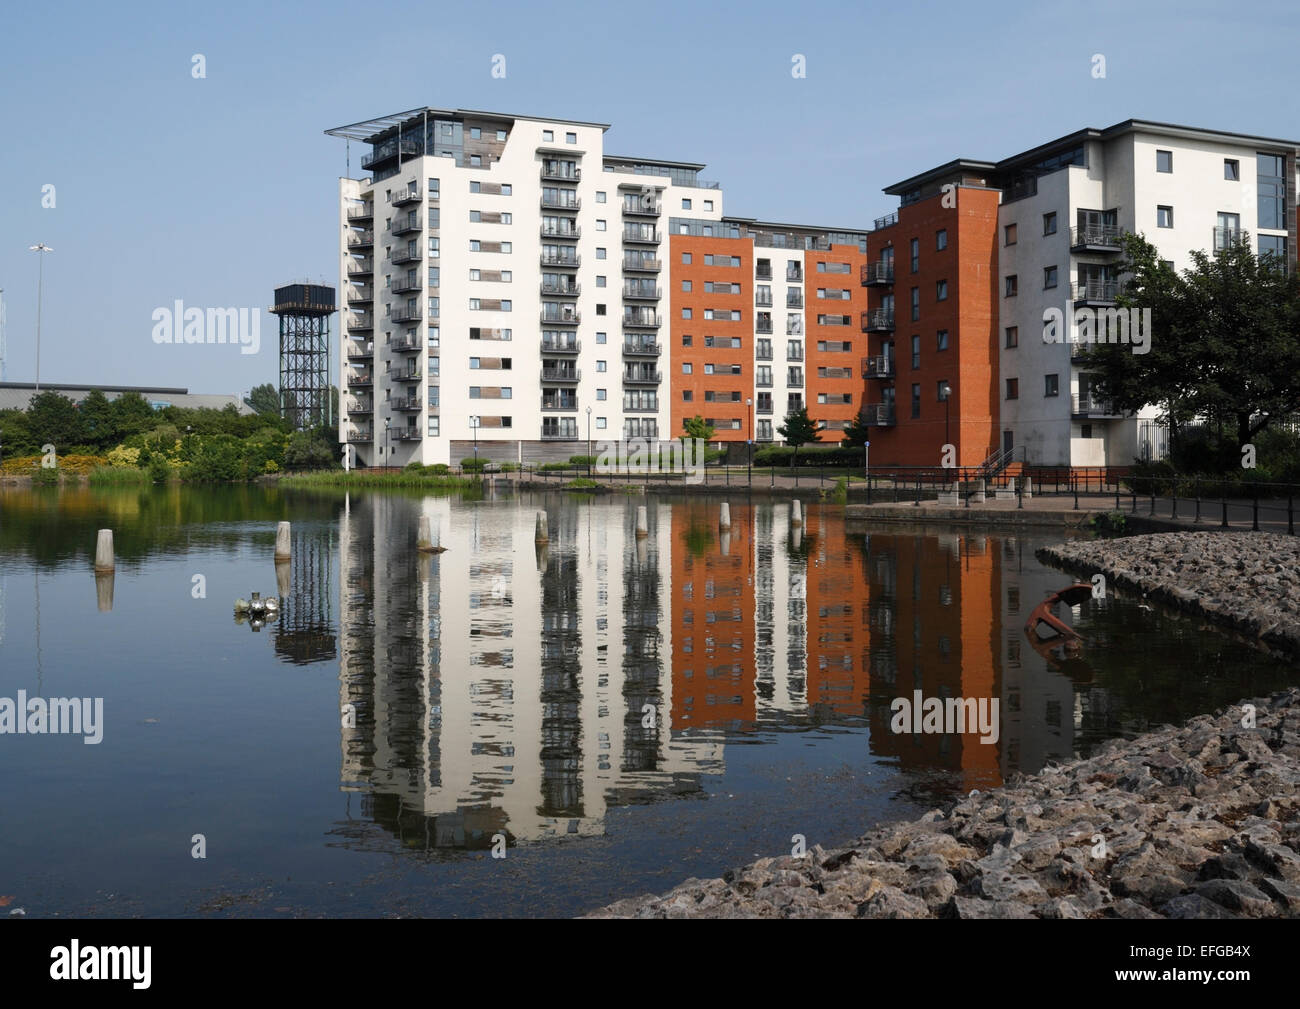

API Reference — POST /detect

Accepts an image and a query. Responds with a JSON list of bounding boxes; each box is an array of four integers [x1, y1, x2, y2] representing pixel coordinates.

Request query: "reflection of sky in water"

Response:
[[0, 486, 1291, 917]]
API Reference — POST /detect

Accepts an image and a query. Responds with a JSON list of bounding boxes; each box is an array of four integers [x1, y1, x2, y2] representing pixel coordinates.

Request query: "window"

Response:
[[596, 417, 606, 430], [596, 275, 606, 287], [469, 357, 481, 369], [682, 198, 692, 210], [595, 303, 605, 315], [595, 219, 606, 231], [496, 129, 507, 141], [469, 127, 481, 139], [500, 242, 511, 253], [936, 229, 947, 251], [596, 389, 607, 401], [936, 279, 948, 301], [1005, 378, 1019, 399], [1224, 159, 1240, 181], [910, 383, 921, 419], [500, 300, 511, 311], [1044, 373, 1059, 397], [596, 360, 606, 372], [682, 308, 692, 319], [911, 334, 921, 369], [681, 280, 692, 292], [1258, 153, 1287, 230], [1005, 326, 1018, 348], [1156, 149, 1172, 173], [1043, 212, 1057, 236], [704, 200, 713, 211], [1157, 205, 1174, 228], [1005, 275, 1018, 297], [595, 247, 606, 260], [1043, 265, 1058, 289], [469, 269, 480, 281], [682, 363, 692, 374], [1004, 223, 1017, 246], [936, 329, 949, 351], [682, 334, 692, 347], [682, 391, 692, 402], [469, 298, 480, 310], [910, 287, 920, 321], [1259, 234, 1287, 267], [1215, 212, 1241, 249], [543, 130, 554, 141], [565, 132, 576, 144], [428, 178, 439, 197], [682, 253, 692, 264], [596, 191, 606, 203], [910, 238, 919, 273], [469, 155, 481, 167], [501, 184, 512, 195], [470, 210, 481, 223]]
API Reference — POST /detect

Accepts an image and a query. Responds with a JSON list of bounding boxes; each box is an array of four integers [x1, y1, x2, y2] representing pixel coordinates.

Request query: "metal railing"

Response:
[[1072, 280, 1119, 303], [1070, 224, 1123, 250], [860, 261, 894, 285], [862, 309, 895, 331], [862, 403, 896, 426], [541, 339, 580, 354], [863, 354, 894, 378]]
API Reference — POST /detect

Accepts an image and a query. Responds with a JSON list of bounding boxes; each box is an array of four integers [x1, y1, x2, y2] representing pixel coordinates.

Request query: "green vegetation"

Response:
[[88, 466, 151, 486], [753, 444, 863, 468], [777, 407, 822, 467], [279, 469, 478, 489], [681, 415, 715, 444], [565, 477, 598, 490]]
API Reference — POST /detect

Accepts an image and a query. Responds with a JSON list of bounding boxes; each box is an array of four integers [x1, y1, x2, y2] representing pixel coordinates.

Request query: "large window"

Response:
[[1259, 234, 1287, 268], [1258, 153, 1287, 231]]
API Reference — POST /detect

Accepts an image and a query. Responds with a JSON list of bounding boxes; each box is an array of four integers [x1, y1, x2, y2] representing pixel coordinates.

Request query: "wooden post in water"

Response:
[[94, 529, 115, 572], [275, 559, 291, 598], [635, 505, 649, 539], [791, 499, 803, 527], [95, 572, 114, 612], [535, 511, 549, 545], [417, 515, 438, 552], [719, 502, 732, 530], [274, 521, 292, 561]]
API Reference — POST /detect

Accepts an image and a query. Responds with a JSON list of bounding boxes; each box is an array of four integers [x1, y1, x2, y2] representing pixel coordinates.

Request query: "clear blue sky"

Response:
[[1, 0, 1296, 397]]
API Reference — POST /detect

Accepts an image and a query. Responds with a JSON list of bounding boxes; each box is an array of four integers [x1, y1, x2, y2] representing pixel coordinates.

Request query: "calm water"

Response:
[[0, 484, 1293, 918]]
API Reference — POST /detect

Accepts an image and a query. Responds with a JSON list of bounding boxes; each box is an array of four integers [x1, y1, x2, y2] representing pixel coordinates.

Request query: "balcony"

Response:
[[541, 308, 581, 325], [540, 164, 581, 182], [756, 320, 773, 334], [541, 398, 579, 412], [540, 281, 581, 297], [347, 399, 373, 414], [347, 314, 373, 332], [540, 224, 581, 240], [756, 267, 773, 280], [346, 428, 373, 443], [392, 278, 422, 294], [622, 370, 661, 385], [347, 258, 373, 277], [541, 339, 580, 355], [623, 286, 661, 301], [391, 188, 422, 206], [623, 257, 661, 272], [1072, 393, 1120, 417], [541, 367, 581, 384], [873, 211, 899, 231], [862, 309, 895, 332], [786, 267, 803, 283], [862, 404, 896, 427], [541, 429, 579, 440], [622, 341, 661, 356], [863, 354, 895, 379], [755, 347, 773, 361], [347, 230, 374, 249], [756, 376, 773, 388], [348, 373, 373, 388], [389, 334, 421, 352], [1214, 227, 1243, 251], [391, 247, 421, 264], [1072, 281, 1118, 306], [622, 311, 661, 328], [392, 428, 423, 442], [786, 294, 804, 309], [346, 204, 373, 223], [787, 350, 804, 362], [361, 139, 419, 170], [541, 252, 581, 268], [621, 200, 662, 216], [346, 285, 373, 304], [391, 397, 422, 412], [346, 341, 374, 361], [1070, 225, 1123, 253], [391, 306, 421, 323], [755, 292, 773, 307], [391, 217, 421, 235], [861, 261, 894, 286], [756, 402, 773, 415], [389, 370, 422, 384], [541, 195, 581, 211], [622, 227, 661, 244]]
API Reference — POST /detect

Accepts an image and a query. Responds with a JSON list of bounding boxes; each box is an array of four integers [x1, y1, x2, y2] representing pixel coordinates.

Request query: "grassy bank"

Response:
[[278, 469, 479, 490]]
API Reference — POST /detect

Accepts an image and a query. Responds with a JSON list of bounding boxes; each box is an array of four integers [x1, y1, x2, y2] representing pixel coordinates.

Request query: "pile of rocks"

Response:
[[587, 689, 1300, 918], [1037, 531, 1300, 656]]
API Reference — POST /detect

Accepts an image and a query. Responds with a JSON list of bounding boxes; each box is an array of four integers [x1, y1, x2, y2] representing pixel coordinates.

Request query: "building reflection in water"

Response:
[[331, 496, 1103, 850]]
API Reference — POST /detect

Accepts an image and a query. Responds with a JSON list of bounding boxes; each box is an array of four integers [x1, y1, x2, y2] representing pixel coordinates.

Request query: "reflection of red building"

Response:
[[670, 501, 756, 728], [804, 506, 872, 714]]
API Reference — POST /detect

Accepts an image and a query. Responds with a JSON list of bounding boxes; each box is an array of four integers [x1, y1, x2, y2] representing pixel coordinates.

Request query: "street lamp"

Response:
[[585, 406, 592, 477], [471, 415, 479, 470], [384, 416, 391, 471], [746, 397, 753, 486], [28, 244, 53, 392], [939, 380, 952, 482]]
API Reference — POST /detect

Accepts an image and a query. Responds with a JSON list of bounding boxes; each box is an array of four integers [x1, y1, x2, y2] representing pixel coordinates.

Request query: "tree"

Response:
[[681, 415, 715, 444], [27, 391, 84, 450], [110, 392, 157, 438], [79, 390, 118, 450], [246, 383, 281, 417], [777, 405, 821, 466], [840, 410, 871, 448], [1086, 232, 1300, 456]]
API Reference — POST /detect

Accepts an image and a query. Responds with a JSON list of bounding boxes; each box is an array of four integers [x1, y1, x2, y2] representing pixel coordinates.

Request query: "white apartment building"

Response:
[[995, 121, 1296, 467], [328, 108, 724, 467]]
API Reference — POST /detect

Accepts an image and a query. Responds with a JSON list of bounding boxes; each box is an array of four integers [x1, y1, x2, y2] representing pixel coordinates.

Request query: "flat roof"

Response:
[[603, 154, 708, 172], [0, 381, 190, 395], [326, 107, 611, 143]]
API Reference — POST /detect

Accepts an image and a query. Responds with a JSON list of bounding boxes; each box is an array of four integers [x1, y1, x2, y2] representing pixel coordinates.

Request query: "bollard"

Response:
[[972, 478, 986, 505], [635, 505, 649, 539], [719, 502, 732, 530], [275, 558, 291, 598], [535, 511, 549, 545], [791, 499, 803, 527], [720, 530, 731, 556], [791, 526, 803, 551], [95, 572, 115, 612], [1023, 475, 1033, 501], [274, 521, 291, 561], [417, 515, 441, 553], [94, 529, 115, 573]]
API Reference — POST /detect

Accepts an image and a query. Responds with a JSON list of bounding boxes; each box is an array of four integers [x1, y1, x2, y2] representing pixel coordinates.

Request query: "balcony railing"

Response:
[[348, 373, 373, 388], [786, 267, 803, 282], [622, 227, 661, 244], [1072, 281, 1118, 305], [755, 377, 773, 388], [346, 285, 373, 303], [346, 204, 373, 222], [540, 165, 581, 182], [862, 404, 896, 427], [389, 334, 421, 351], [786, 294, 804, 309], [1070, 225, 1123, 252], [540, 367, 581, 383], [541, 429, 580, 440], [346, 342, 374, 360], [622, 341, 661, 356], [541, 309, 581, 325], [388, 370, 422, 383], [862, 309, 895, 332], [756, 321, 773, 334], [346, 428, 373, 443], [1214, 227, 1243, 251], [1072, 393, 1120, 416], [347, 230, 374, 248], [347, 258, 373, 276], [621, 200, 662, 216], [347, 399, 373, 413], [872, 211, 899, 231], [391, 307, 421, 323], [391, 247, 422, 264], [755, 293, 773, 307], [540, 224, 581, 240], [391, 188, 422, 205], [541, 195, 581, 211], [391, 217, 421, 235], [392, 398, 423, 412], [623, 286, 661, 300], [863, 354, 895, 379], [622, 371, 661, 385], [541, 398, 579, 412], [540, 281, 581, 297], [361, 139, 419, 170], [392, 428, 423, 441], [347, 314, 373, 331], [622, 257, 661, 272], [541, 339, 580, 354], [392, 278, 421, 294], [756, 267, 773, 280], [622, 312, 661, 328], [861, 261, 894, 286], [755, 347, 773, 361], [541, 253, 581, 268]]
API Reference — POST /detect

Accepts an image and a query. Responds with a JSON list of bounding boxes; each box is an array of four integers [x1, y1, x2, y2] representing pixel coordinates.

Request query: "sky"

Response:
[[1, 0, 1297, 398]]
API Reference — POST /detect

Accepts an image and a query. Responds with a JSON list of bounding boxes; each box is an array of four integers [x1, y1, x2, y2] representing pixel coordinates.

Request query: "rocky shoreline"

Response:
[[1037, 531, 1300, 658], [588, 688, 1300, 918]]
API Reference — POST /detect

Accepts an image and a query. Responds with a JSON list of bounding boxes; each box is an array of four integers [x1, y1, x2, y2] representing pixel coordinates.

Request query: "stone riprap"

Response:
[[587, 689, 1300, 918], [1037, 531, 1300, 657]]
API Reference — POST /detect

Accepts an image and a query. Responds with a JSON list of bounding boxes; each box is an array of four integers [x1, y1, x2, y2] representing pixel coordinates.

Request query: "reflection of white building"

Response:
[[338, 494, 723, 846]]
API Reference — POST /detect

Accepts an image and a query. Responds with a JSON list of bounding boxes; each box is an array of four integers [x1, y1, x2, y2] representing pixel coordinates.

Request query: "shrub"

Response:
[[147, 454, 172, 484], [500, 462, 518, 472], [565, 477, 598, 489], [404, 461, 427, 472], [105, 445, 142, 468], [461, 457, 489, 471], [568, 455, 597, 466], [31, 465, 59, 487], [89, 466, 149, 486], [427, 463, 451, 475], [754, 445, 864, 468]]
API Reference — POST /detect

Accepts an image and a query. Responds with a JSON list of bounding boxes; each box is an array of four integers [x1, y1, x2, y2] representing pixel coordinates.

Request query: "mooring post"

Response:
[[791, 499, 803, 527], [417, 515, 437, 553], [275, 558, 291, 598], [635, 505, 649, 539], [534, 511, 549, 545], [274, 521, 291, 561], [93, 529, 115, 573], [719, 502, 732, 530], [1023, 475, 1033, 500]]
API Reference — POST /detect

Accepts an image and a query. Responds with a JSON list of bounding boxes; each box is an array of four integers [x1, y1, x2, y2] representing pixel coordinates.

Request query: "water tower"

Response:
[[271, 283, 336, 430]]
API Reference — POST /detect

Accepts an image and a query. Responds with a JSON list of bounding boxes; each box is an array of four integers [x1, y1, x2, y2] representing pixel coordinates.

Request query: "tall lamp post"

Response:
[[746, 397, 753, 486], [384, 417, 391, 472], [471, 415, 479, 470], [585, 406, 592, 477], [939, 380, 952, 482], [29, 244, 53, 392]]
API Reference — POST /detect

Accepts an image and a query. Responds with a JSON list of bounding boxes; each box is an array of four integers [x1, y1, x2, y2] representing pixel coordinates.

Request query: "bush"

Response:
[[754, 445, 864, 468], [89, 466, 149, 486], [565, 477, 598, 489], [428, 463, 451, 475], [568, 455, 597, 466], [105, 445, 142, 468], [461, 457, 489, 471], [500, 462, 519, 472], [31, 465, 59, 487], [404, 461, 427, 472], [147, 454, 172, 484]]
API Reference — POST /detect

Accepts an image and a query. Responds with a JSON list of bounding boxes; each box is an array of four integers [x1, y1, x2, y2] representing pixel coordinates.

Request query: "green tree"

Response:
[[246, 383, 281, 417], [1086, 232, 1300, 454], [110, 392, 157, 438], [78, 390, 119, 450], [840, 410, 871, 448], [681, 415, 715, 444], [27, 391, 84, 450], [777, 405, 821, 466]]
